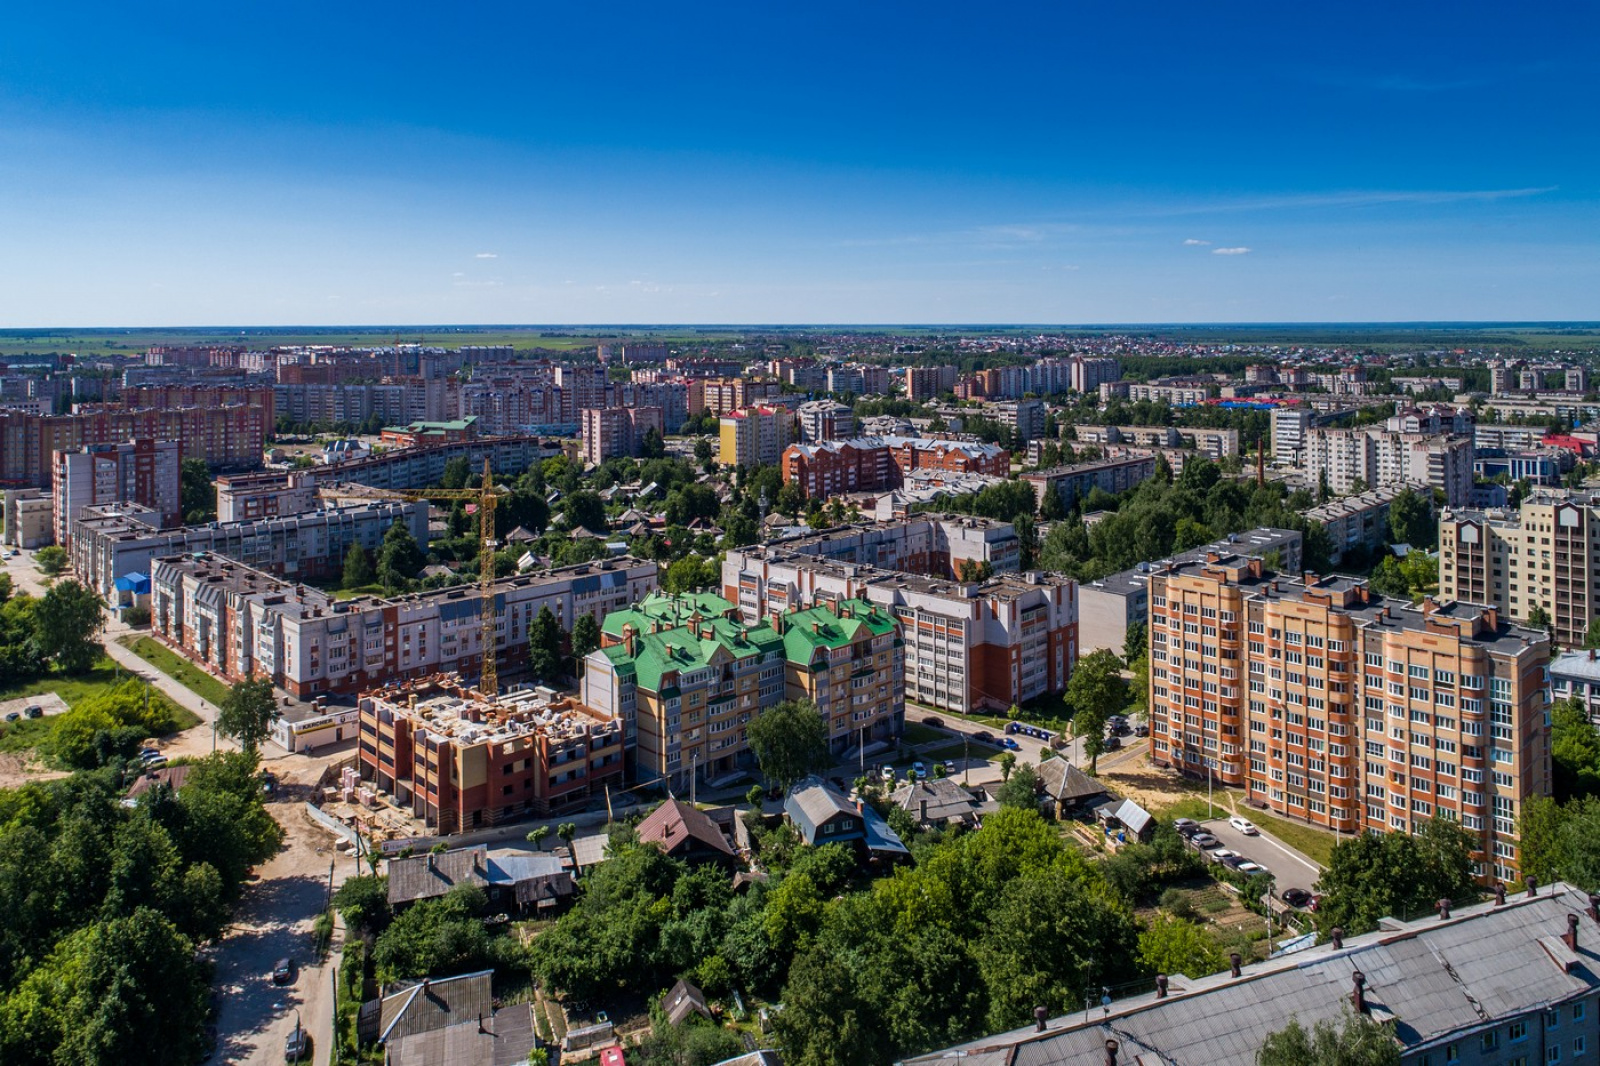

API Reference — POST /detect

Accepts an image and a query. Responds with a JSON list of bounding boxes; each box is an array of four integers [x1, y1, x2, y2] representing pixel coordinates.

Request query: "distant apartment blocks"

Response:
[[1147, 554, 1551, 882], [52, 438, 182, 549], [1021, 455, 1157, 513], [782, 436, 1009, 498], [0, 403, 266, 488], [720, 405, 795, 468], [150, 554, 658, 699], [1069, 423, 1241, 459], [1304, 487, 1405, 564], [795, 400, 854, 443], [1302, 426, 1474, 505], [580, 406, 664, 464]]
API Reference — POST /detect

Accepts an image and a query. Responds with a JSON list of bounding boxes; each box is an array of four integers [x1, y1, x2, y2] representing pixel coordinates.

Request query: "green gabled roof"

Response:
[[781, 600, 899, 663], [602, 591, 739, 640], [599, 592, 783, 693]]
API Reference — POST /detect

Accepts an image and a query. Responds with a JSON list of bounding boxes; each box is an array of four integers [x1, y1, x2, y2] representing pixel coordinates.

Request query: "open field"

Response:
[[120, 635, 233, 707]]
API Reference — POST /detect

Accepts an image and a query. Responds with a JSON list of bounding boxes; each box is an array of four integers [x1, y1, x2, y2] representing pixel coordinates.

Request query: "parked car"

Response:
[[1133, 723, 1149, 737], [284, 1027, 310, 1062], [1103, 736, 1122, 750], [142, 755, 168, 770], [1001, 738, 1021, 751], [3, 712, 18, 723], [923, 716, 945, 729], [973, 731, 995, 745], [911, 761, 927, 777], [1190, 832, 1221, 849], [1172, 818, 1199, 836], [942, 761, 958, 775], [880, 765, 896, 782], [1237, 861, 1268, 875], [1228, 816, 1259, 835], [1281, 888, 1313, 908], [1111, 723, 1132, 737], [272, 957, 295, 985], [23, 705, 42, 719], [1218, 853, 1247, 870]]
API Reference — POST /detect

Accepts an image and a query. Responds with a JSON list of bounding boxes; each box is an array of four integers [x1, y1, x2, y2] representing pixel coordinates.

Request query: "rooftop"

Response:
[[362, 674, 619, 749], [1083, 528, 1301, 600]]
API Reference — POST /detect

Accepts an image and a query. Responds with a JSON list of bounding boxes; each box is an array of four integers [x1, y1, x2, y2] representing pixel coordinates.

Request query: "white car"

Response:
[[1228, 816, 1259, 836]]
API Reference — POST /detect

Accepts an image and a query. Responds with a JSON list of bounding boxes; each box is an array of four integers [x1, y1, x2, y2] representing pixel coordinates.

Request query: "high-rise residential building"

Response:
[[0, 404, 267, 488], [1021, 455, 1156, 513], [1567, 367, 1590, 393], [1440, 491, 1600, 647], [1301, 427, 1474, 505], [358, 675, 625, 832], [51, 438, 182, 549], [582, 591, 903, 790], [719, 405, 795, 468], [1147, 553, 1551, 882], [795, 400, 855, 443], [691, 377, 783, 417], [1303, 487, 1406, 565], [580, 406, 664, 464], [1068, 355, 1121, 394], [988, 399, 1047, 442], [905, 365, 958, 402]]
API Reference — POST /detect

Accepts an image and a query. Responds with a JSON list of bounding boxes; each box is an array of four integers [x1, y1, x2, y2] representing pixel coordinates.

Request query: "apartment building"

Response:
[[1551, 650, 1600, 722], [748, 515, 1021, 578], [150, 554, 658, 699], [582, 591, 903, 789], [723, 544, 1076, 715], [580, 406, 664, 464], [988, 399, 1046, 442], [908, 883, 1600, 1066], [273, 379, 455, 428], [782, 435, 1009, 497], [905, 365, 958, 401], [1304, 487, 1404, 565], [1302, 428, 1474, 505], [1, 489, 53, 548], [692, 377, 782, 417], [1077, 529, 1302, 654], [1021, 455, 1157, 513], [1147, 555, 1551, 882], [825, 365, 890, 397], [358, 675, 624, 832], [0, 404, 266, 488], [1071, 424, 1240, 459], [52, 439, 182, 548], [121, 384, 277, 426], [796, 400, 855, 443], [1068, 355, 1121, 395], [720, 405, 795, 468], [1440, 491, 1600, 646]]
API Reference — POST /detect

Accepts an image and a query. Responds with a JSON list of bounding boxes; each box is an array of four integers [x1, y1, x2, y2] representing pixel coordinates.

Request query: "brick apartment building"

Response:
[[1147, 552, 1551, 882], [720, 405, 795, 468], [580, 406, 664, 464], [0, 404, 266, 488], [150, 554, 658, 699], [52, 438, 182, 548], [782, 435, 1009, 497], [121, 384, 276, 426], [358, 675, 625, 832]]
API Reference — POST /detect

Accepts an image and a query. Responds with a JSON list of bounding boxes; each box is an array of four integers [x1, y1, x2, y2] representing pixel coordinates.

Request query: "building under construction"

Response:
[[357, 674, 624, 833]]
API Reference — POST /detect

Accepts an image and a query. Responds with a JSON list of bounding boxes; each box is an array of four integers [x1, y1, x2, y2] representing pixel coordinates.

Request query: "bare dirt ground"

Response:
[[1097, 748, 1238, 815], [0, 751, 67, 790]]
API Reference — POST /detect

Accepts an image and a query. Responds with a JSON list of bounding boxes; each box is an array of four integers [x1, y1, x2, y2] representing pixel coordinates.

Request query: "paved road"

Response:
[[1197, 816, 1325, 896]]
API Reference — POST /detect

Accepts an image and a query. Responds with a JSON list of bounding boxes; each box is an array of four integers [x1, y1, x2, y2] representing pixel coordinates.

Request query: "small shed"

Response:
[[662, 978, 713, 1026], [1095, 798, 1156, 843]]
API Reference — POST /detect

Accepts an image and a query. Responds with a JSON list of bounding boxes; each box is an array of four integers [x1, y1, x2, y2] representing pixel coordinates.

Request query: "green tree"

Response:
[[995, 764, 1040, 810], [1313, 816, 1477, 935], [570, 613, 602, 664], [1066, 648, 1129, 772], [1550, 697, 1600, 798], [693, 437, 714, 472], [1387, 486, 1436, 550], [1256, 1011, 1402, 1066], [639, 426, 667, 460], [332, 875, 392, 938], [527, 825, 551, 850], [563, 490, 608, 533], [745, 699, 831, 794], [1368, 555, 1411, 599], [34, 579, 104, 673], [1527, 603, 1552, 634], [997, 751, 1017, 782], [377, 518, 426, 586], [1123, 619, 1148, 665], [440, 456, 471, 490], [1584, 617, 1600, 650], [342, 542, 375, 589], [35, 545, 69, 577], [528, 606, 564, 682], [216, 677, 279, 754], [1138, 914, 1224, 979], [180, 458, 216, 524]]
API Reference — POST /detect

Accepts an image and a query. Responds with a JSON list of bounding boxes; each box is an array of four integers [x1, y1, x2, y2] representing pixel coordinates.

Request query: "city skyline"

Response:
[[1, 2, 1596, 325]]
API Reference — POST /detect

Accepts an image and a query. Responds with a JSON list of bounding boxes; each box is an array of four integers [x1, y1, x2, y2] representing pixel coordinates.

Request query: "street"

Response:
[[1196, 816, 1324, 896]]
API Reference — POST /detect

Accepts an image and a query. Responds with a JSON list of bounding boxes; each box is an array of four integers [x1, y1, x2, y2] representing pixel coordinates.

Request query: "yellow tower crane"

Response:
[[399, 458, 505, 698]]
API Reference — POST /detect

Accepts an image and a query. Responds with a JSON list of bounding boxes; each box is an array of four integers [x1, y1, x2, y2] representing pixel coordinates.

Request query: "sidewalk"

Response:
[[99, 621, 243, 757]]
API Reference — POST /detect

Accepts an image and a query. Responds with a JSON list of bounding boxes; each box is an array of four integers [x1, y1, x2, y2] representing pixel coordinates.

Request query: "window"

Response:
[[1574, 1002, 1587, 1022], [1482, 1031, 1500, 1052], [1509, 1020, 1527, 1041]]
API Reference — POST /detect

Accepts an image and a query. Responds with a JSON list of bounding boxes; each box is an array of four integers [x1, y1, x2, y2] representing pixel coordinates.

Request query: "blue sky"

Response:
[[1, 2, 1595, 326]]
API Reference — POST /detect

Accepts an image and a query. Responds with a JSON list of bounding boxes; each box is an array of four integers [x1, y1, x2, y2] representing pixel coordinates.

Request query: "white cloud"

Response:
[[475, 252, 498, 259], [1212, 247, 1252, 256], [1183, 238, 1211, 246]]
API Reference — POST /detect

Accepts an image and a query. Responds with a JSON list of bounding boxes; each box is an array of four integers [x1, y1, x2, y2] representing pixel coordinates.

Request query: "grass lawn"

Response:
[[0, 650, 201, 751], [901, 722, 945, 745], [920, 740, 1000, 764], [119, 636, 231, 707]]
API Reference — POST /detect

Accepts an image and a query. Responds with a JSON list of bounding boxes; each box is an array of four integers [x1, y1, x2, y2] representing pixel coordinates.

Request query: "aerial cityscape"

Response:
[[2, 5, 1598, 1066]]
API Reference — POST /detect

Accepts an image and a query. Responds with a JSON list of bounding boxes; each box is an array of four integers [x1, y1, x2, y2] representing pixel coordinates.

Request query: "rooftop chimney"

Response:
[[1033, 1006, 1048, 1033], [1565, 913, 1581, 953], [1330, 927, 1345, 949], [1104, 1039, 1119, 1066], [1155, 974, 1169, 999], [1588, 895, 1600, 923], [919, 799, 929, 824], [1527, 874, 1539, 897], [1229, 952, 1242, 978], [1350, 971, 1367, 1015], [1438, 898, 1452, 921], [1494, 883, 1507, 906]]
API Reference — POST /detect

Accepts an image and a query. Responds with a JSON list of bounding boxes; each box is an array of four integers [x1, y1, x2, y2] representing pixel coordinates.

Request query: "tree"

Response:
[[1313, 816, 1477, 935], [1066, 649, 1129, 772], [377, 518, 426, 586], [1368, 555, 1411, 599], [997, 751, 1017, 782], [995, 764, 1040, 810], [639, 426, 667, 460], [1138, 914, 1225, 979], [180, 458, 216, 524], [1550, 697, 1600, 799], [1123, 619, 1148, 665], [527, 825, 551, 851], [1526, 604, 1554, 641], [440, 456, 471, 490], [216, 677, 279, 754], [528, 606, 564, 682], [332, 875, 392, 938], [35, 545, 69, 577], [693, 437, 714, 472], [342, 542, 375, 589], [1387, 486, 1435, 550], [745, 699, 831, 794], [1584, 617, 1600, 651], [564, 490, 608, 533], [570, 613, 602, 663], [34, 580, 104, 673], [1256, 1011, 1401, 1066]]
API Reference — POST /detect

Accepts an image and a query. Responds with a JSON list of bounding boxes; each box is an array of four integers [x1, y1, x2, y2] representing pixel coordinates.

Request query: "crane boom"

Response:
[[398, 457, 502, 699]]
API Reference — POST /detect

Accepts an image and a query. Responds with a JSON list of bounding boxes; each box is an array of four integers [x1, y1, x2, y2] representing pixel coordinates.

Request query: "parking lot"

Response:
[[1192, 815, 1324, 896]]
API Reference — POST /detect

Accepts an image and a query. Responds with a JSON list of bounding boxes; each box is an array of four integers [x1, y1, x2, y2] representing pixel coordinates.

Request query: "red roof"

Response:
[[601, 1047, 627, 1066]]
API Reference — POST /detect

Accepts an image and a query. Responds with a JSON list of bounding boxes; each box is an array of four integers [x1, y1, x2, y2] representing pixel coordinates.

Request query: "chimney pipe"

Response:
[[1494, 883, 1507, 906], [1229, 952, 1242, 978], [1330, 927, 1344, 949], [1437, 898, 1452, 921], [1587, 895, 1600, 923], [1527, 874, 1539, 897], [1104, 1038, 1119, 1066], [1155, 974, 1169, 999], [1033, 1006, 1048, 1033], [1566, 913, 1581, 952], [1350, 971, 1367, 1015]]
